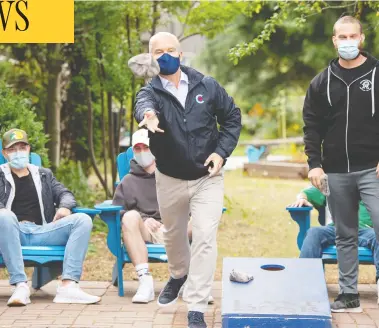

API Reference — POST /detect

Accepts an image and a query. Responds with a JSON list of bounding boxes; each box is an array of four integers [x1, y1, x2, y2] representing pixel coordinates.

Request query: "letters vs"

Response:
[[0, 0, 28, 32]]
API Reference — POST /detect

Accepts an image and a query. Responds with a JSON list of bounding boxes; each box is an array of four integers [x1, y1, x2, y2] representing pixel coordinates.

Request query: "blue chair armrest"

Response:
[[95, 203, 123, 212], [72, 207, 101, 220], [286, 206, 312, 251], [95, 203, 123, 256]]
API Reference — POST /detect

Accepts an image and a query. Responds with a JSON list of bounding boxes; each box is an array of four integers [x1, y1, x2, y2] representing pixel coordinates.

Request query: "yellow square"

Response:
[[0, 0, 74, 43]]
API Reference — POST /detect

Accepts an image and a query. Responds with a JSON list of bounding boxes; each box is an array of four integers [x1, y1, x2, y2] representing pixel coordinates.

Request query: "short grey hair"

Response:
[[149, 32, 181, 53], [333, 15, 363, 35]]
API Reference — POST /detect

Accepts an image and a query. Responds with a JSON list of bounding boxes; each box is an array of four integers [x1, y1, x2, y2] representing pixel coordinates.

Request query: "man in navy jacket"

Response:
[[134, 32, 241, 328]]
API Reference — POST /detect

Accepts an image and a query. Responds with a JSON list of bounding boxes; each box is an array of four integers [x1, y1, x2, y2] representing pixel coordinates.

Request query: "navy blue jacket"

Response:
[[134, 66, 242, 180]]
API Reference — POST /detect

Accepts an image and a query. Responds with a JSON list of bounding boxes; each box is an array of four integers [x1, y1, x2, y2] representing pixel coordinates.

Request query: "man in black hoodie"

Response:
[[303, 16, 379, 313], [134, 32, 241, 327]]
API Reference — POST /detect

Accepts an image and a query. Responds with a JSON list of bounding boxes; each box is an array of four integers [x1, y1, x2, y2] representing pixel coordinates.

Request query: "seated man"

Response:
[[289, 185, 379, 304], [113, 129, 213, 304], [0, 128, 100, 306]]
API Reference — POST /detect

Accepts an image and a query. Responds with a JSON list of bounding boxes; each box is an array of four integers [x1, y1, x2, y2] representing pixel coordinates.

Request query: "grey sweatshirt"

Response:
[[112, 159, 160, 221]]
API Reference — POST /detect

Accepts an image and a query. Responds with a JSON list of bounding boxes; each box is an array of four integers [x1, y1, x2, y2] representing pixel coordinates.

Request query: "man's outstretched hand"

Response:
[[138, 110, 164, 133], [204, 153, 223, 177]]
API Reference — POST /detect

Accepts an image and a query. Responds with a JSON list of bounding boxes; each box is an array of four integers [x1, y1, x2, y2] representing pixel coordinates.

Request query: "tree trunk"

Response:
[[95, 32, 109, 198], [86, 85, 110, 196], [129, 78, 135, 138], [100, 90, 108, 198], [151, 1, 159, 36], [107, 92, 117, 192], [117, 99, 124, 155], [126, 15, 136, 139], [46, 43, 63, 171]]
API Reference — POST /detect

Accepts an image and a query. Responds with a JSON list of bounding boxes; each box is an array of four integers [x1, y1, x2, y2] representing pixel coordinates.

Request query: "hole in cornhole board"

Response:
[[260, 264, 285, 271]]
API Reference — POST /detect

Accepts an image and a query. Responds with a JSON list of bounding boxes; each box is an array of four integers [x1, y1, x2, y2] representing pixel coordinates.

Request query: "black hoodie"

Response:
[[112, 159, 160, 221], [303, 52, 379, 173]]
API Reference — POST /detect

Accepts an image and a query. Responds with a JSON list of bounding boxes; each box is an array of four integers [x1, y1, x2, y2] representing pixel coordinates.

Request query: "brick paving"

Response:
[[0, 280, 376, 327]]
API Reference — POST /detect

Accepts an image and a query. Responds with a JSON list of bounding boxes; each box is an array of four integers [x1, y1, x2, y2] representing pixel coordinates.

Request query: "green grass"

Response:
[[86, 170, 375, 284], [0, 170, 374, 284]]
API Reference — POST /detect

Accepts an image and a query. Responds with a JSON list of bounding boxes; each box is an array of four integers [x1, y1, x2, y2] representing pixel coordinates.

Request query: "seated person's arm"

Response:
[[49, 169, 77, 220], [0, 181, 7, 211], [0, 189, 6, 211], [112, 177, 136, 215], [288, 186, 326, 208]]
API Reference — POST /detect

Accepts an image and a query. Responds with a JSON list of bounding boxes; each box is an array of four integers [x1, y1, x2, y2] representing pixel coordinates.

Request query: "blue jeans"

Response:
[[300, 225, 379, 279], [0, 209, 93, 285]]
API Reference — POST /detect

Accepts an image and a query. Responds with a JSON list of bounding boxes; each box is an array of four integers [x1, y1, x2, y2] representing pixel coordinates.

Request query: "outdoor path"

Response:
[[0, 280, 377, 327]]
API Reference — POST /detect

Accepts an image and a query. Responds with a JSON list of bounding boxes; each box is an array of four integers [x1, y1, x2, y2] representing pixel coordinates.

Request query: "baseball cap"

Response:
[[2, 129, 29, 149], [132, 129, 149, 147]]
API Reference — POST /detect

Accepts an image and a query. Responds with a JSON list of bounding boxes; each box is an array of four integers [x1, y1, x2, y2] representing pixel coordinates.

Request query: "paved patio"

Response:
[[0, 281, 377, 327]]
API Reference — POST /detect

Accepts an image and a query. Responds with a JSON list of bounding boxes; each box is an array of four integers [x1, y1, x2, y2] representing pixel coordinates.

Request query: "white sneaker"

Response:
[[53, 281, 101, 304], [7, 282, 31, 307], [132, 274, 155, 303]]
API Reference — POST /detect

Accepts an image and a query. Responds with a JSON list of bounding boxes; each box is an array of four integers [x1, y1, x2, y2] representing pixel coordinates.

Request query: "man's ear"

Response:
[[179, 51, 183, 61], [361, 33, 365, 43], [332, 36, 338, 49], [2, 150, 7, 161]]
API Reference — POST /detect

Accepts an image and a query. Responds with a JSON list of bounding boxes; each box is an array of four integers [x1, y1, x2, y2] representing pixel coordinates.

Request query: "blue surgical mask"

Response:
[[157, 53, 180, 75], [8, 151, 29, 169], [337, 39, 360, 61]]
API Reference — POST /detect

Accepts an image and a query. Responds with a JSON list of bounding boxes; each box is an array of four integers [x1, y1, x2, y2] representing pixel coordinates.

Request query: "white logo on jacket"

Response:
[[360, 79, 372, 91], [195, 94, 204, 104]]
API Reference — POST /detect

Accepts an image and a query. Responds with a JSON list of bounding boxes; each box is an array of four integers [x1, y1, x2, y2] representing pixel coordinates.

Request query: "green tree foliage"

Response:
[[189, 1, 378, 138], [196, 1, 378, 101], [228, 1, 379, 63], [0, 83, 49, 164]]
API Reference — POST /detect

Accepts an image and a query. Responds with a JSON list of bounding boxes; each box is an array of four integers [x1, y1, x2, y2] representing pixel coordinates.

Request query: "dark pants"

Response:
[[327, 167, 379, 293]]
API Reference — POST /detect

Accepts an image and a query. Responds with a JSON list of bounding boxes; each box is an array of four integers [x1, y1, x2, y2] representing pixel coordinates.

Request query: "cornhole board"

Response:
[[222, 258, 332, 328]]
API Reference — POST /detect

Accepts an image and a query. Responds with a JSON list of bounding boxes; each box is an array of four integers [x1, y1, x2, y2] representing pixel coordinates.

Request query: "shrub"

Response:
[[0, 83, 49, 165], [55, 159, 97, 207], [55, 160, 107, 232]]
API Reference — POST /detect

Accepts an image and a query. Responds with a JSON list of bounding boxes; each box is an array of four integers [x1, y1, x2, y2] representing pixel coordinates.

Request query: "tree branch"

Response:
[[303, 2, 357, 19], [151, 1, 160, 36], [177, 1, 199, 40]]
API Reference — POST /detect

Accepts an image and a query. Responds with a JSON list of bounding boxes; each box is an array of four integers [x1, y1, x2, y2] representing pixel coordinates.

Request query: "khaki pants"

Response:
[[155, 169, 224, 312]]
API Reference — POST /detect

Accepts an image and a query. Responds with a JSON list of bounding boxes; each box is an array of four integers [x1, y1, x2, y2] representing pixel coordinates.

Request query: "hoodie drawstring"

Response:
[[372, 66, 376, 116], [327, 65, 376, 115], [327, 66, 332, 107]]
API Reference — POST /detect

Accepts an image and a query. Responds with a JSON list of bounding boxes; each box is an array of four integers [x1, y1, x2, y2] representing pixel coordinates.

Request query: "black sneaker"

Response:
[[157, 275, 187, 307], [330, 293, 362, 313], [188, 311, 206, 328]]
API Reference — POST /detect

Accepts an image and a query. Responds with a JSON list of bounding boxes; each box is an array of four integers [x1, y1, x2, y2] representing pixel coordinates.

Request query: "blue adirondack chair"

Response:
[[0, 140, 101, 289], [286, 206, 374, 264], [96, 147, 227, 296]]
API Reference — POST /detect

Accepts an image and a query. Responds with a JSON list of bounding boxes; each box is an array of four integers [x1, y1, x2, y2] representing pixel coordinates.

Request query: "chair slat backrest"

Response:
[[0, 140, 42, 167], [117, 147, 134, 180]]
